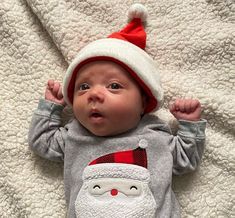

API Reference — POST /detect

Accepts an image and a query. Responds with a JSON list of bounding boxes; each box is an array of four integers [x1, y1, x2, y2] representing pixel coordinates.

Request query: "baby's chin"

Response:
[[88, 125, 137, 137]]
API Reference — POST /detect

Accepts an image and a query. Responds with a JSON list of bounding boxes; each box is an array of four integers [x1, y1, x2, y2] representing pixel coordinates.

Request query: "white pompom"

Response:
[[128, 3, 148, 22], [139, 139, 148, 149]]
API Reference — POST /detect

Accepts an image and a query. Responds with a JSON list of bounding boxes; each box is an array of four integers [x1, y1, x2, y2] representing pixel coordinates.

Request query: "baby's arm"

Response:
[[28, 80, 67, 162], [167, 98, 206, 175]]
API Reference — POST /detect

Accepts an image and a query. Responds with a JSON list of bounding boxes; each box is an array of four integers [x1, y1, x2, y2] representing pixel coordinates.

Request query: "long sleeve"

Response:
[[28, 99, 68, 162], [169, 119, 207, 175]]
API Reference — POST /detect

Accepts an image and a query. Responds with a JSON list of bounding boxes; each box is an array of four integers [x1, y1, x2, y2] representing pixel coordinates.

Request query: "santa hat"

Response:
[[62, 4, 163, 113], [83, 140, 150, 181], [89, 139, 148, 168]]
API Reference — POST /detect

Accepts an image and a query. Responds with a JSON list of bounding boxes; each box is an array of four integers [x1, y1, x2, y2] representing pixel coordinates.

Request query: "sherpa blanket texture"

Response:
[[0, 0, 234, 217]]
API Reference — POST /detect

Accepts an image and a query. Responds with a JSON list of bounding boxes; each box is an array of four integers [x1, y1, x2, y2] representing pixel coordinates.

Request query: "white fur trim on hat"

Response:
[[83, 163, 150, 182], [62, 38, 163, 112]]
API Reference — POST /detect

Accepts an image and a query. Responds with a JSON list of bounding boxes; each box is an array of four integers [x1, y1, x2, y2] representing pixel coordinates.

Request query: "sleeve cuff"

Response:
[[36, 99, 65, 119], [178, 119, 207, 139]]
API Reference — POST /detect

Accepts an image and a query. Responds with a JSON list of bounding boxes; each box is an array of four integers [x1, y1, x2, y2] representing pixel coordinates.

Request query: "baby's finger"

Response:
[[47, 80, 54, 89], [57, 86, 64, 99], [52, 82, 60, 95], [184, 100, 192, 113], [178, 99, 187, 112], [191, 99, 200, 110], [174, 99, 181, 111]]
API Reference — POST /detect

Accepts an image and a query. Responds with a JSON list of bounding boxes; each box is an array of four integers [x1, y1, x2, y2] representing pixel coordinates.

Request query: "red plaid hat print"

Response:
[[89, 140, 148, 168]]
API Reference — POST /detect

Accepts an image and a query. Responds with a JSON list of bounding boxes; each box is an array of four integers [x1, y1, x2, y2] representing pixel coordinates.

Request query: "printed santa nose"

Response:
[[110, 189, 118, 196]]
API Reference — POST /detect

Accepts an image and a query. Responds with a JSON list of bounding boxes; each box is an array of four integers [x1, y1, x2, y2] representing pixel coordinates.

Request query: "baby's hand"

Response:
[[169, 99, 201, 121], [45, 80, 66, 106]]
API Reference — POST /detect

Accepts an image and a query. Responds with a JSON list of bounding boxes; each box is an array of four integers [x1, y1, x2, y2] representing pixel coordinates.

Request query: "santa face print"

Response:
[[75, 163, 156, 218], [72, 61, 145, 136], [75, 178, 156, 218]]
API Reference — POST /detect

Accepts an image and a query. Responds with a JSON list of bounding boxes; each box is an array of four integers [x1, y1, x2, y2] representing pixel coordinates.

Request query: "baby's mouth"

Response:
[[89, 110, 104, 120], [90, 112, 103, 118]]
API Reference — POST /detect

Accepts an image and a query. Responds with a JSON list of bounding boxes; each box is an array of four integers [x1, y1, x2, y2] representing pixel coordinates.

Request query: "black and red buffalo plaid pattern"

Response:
[[89, 147, 147, 168]]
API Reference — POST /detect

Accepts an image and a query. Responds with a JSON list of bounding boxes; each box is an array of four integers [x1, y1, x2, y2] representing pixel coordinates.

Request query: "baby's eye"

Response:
[[79, 83, 90, 91], [108, 83, 122, 89], [93, 185, 101, 189]]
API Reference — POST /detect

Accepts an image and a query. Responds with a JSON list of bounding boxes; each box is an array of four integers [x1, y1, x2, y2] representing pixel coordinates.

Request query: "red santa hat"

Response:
[[62, 4, 163, 113], [89, 139, 148, 168]]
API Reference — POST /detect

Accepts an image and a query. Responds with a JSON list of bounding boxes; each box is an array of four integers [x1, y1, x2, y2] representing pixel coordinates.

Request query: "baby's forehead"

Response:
[[77, 60, 126, 72], [75, 60, 132, 80]]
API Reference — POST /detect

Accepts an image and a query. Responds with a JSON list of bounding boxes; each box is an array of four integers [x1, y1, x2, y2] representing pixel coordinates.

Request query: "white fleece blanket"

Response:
[[0, 0, 234, 217]]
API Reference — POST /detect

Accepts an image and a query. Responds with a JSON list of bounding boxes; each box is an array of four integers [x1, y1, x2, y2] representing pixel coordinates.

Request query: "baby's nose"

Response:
[[110, 189, 118, 196], [88, 86, 105, 103]]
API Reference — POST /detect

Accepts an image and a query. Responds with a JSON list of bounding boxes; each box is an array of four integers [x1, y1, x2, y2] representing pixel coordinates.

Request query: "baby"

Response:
[[28, 4, 206, 218]]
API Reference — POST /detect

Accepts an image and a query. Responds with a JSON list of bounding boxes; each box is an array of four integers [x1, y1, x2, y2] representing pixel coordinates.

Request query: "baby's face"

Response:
[[72, 61, 145, 136]]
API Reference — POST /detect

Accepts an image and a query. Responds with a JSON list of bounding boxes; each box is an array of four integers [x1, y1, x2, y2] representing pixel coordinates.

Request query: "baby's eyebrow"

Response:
[[74, 75, 90, 85]]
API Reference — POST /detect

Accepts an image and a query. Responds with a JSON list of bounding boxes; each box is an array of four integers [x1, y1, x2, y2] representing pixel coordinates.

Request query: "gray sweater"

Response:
[[28, 99, 207, 218]]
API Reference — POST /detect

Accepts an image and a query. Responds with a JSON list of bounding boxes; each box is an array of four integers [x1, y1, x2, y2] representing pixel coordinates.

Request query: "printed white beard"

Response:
[[75, 182, 156, 218]]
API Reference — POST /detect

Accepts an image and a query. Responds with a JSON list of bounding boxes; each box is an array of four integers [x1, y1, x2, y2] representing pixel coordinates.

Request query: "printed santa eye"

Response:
[[130, 186, 138, 190], [125, 183, 142, 196], [93, 185, 101, 189], [88, 183, 103, 196]]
